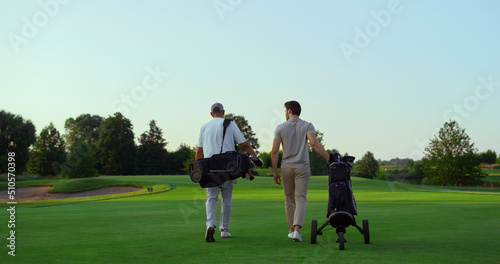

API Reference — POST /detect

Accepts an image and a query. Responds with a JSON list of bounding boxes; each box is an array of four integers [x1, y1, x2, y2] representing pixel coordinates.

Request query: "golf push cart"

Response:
[[311, 153, 370, 250]]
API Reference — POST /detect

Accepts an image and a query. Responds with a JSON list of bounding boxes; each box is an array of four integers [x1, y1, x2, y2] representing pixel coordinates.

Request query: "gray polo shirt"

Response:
[[274, 118, 316, 170]]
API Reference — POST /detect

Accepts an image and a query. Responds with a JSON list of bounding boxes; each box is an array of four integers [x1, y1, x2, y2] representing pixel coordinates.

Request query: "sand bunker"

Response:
[[0, 185, 143, 202]]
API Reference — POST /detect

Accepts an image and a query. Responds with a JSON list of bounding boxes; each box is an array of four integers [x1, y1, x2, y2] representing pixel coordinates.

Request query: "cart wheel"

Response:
[[363, 219, 370, 244], [338, 232, 345, 250], [311, 220, 317, 244]]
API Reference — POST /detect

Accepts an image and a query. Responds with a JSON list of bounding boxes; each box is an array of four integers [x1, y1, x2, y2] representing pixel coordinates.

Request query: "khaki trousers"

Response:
[[281, 167, 311, 229]]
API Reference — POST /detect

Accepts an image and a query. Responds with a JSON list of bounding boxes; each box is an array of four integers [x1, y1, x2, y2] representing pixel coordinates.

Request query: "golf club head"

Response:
[[250, 157, 263, 167], [341, 156, 355, 163]]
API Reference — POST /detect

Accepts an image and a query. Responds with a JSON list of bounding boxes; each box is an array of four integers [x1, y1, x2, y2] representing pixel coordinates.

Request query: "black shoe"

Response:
[[205, 226, 215, 242]]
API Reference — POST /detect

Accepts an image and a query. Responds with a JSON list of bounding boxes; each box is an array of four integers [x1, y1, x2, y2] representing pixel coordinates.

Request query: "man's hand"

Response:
[[195, 147, 204, 161], [240, 141, 258, 158], [273, 171, 281, 185], [329, 153, 340, 163]]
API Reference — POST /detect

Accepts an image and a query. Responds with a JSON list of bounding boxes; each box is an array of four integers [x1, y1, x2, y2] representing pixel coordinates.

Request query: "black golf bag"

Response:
[[311, 153, 370, 250], [327, 155, 357, 220], [189, 151, 252, 188]]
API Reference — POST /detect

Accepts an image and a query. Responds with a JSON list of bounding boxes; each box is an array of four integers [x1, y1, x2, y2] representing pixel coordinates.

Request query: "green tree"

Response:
[[412, 159, 429, 182], [95, 113, 136, 175], [258, 151, 282, 168], [0, 110, 37, 173], [424, 120, 486, 186], [63, 114, 103, 175], [27, 123, 66, 176], [308, 130, 323, 175], [403, 159, 415, 170], [64, 114, 103, 148], [357, 151, 379, 179], [61, 140, 98, 178], [224, 113, 260, 152], [181, 145, 197, 174], [135, 120, 169, 175], [168, 143, 194, 174], [258, 151, 272, 168], [478, 149, 497, 164]]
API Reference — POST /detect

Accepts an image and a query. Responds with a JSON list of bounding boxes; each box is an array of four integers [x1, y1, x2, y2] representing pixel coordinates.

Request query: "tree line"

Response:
[[1, 111, 195, 177], [262, 121, 498, 187], [0, 110, 335, 178], [1, 110, 498, 186]]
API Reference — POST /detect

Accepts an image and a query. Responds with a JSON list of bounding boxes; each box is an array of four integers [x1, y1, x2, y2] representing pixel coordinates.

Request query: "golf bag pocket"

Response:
[[328, 162, 349, 183], [189, 158, 229, 188], [209, 151, 249, 180], [189, 158, 211, 183], [328, 182, 348, 216]]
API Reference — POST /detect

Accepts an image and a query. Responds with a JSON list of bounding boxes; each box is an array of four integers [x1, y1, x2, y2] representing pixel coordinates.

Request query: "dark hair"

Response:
[[284, 101, 301, 116]]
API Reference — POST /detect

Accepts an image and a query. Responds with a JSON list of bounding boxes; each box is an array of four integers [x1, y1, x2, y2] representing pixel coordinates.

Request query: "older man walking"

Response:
[[196, 102, 258, 242]]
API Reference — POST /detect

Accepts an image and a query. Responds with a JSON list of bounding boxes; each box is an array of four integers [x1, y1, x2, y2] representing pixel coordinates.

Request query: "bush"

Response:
[[375, 171, 387, 181], [479, 150, 497, 164], [356, 151, 379, 179]]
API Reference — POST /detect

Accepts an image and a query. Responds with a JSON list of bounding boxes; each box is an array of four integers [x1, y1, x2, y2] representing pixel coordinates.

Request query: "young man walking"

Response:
[[196, 102, 258, 242], [271, 101, 332, 242]]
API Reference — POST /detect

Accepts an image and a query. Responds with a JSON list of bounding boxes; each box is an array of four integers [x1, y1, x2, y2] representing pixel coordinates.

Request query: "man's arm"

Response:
[[230, 121, 257, 158], [239, 141, 257, 158], [306, 132, 330, 161], [195, 147, 204, 161], [271, 139, 281, 185]]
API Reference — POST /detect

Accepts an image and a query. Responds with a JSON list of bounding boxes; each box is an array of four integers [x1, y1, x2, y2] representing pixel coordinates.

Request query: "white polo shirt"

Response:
[[198, 117, 247, 158]]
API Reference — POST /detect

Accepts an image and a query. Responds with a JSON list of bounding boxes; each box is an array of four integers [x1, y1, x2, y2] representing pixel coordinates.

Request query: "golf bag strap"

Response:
[[220, 119, 232, 154]]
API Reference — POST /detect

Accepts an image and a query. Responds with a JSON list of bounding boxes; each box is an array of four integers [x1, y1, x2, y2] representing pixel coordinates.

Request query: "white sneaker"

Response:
[[221, 231, 231, 238], [292, 231, 302, 242], [288, 232, 293, 238]]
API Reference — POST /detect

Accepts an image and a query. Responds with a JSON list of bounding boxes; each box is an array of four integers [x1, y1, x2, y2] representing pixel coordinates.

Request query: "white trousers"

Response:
[[206, 179, 234, 232]]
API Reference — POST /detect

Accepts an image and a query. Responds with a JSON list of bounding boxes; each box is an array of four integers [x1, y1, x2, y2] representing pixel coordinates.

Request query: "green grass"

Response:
[[483, 168, 500, 183], [256, 168, 276, 177], [1, 175, 500, 263], [0, 176, 172, 205]]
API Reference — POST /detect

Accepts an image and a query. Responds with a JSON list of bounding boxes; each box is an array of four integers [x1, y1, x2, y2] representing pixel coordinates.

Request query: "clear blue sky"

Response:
[[1, 0, 499, 160]]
